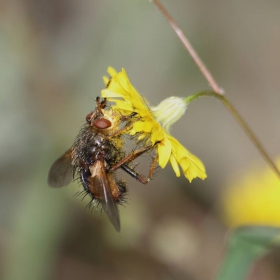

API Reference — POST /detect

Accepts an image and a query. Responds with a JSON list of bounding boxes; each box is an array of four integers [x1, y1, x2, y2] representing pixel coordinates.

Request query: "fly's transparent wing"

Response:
[[48, 149, 73, 187]]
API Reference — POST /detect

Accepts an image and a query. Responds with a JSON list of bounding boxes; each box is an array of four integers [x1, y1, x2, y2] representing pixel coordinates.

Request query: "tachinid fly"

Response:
[[48, 97, 156, 231]]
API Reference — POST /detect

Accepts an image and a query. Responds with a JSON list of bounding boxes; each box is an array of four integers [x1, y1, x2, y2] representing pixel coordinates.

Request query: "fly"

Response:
[[48, 97, 157, 231]]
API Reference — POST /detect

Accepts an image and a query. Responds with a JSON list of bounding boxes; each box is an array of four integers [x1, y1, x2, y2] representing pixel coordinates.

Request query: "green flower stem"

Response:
[[214, 226, 280, 280], [185, 91, 280, 180]]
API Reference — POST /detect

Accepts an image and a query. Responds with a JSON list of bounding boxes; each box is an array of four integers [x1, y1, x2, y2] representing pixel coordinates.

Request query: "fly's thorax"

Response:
[[72, 123, 125, 170]]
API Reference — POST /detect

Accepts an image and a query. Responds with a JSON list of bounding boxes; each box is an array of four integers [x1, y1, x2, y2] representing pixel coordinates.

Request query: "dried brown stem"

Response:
[[152, 0, 223, 95]]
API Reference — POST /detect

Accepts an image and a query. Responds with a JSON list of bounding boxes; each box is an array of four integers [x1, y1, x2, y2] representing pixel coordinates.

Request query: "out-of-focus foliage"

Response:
[[218, 159, 280, 280], [1, 1, 280, 280]]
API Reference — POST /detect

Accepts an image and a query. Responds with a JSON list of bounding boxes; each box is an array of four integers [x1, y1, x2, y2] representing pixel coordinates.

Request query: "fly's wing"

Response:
[[90, 161, 120, 232], [48, 149, 73, 187]]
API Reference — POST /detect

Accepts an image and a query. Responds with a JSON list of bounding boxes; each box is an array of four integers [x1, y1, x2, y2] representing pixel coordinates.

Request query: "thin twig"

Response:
[[152, 0, 223, 95]]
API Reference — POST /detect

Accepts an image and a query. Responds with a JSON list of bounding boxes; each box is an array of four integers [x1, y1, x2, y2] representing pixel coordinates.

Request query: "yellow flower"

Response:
[[101, 67, 207, 182], [221, 159, 280, 228]]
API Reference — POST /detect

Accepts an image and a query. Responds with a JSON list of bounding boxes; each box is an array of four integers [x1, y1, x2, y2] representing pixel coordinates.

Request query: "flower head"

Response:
[[221, 159, 280, 228], [101, 67, 207, 182]]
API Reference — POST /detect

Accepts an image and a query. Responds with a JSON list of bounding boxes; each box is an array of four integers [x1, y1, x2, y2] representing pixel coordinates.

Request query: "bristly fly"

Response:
[[48, 97, 157, 231]]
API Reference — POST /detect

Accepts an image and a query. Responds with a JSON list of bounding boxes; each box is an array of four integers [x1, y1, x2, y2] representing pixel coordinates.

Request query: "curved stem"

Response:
[[152, 0, 280, 179], [185, 92, 280, 180], [152, 0, 223, 95]]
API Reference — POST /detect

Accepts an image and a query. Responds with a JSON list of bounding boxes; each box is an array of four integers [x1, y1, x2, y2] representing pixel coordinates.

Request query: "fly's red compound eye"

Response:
[[93, 118, 111, 129], [86, 112, 93, 123]]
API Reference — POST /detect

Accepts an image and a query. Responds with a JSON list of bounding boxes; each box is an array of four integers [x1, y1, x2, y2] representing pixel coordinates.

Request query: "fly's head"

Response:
[[86, 97, 120, 133]]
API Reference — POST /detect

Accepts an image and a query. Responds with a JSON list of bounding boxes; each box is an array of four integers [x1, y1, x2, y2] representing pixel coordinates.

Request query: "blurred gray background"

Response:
[[1, 0, 280, 279]]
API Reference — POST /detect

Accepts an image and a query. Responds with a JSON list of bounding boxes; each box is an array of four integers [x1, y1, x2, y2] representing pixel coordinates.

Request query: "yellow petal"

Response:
[[107, 67, 118, 77], [168, 135, 207, 182], [157, 138, 172, 168], [170, 154, 180, 177], [132, 121, 153, 133], [112, 100, 133, 112], [150, 125, 165, 144], [101, 90, 124, 99]]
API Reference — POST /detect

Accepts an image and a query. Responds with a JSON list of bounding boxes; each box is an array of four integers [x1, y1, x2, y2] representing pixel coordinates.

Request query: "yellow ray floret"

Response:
[[101, 67, 207, 182]]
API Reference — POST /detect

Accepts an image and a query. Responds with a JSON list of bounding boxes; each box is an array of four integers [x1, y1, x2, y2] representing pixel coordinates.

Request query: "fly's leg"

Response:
[[105, 78, 112, 88], [95, 96, 107, 112], [120, 156, 158, 184], [92, 96, 107, 113], [110, 145, 154, 172], [107, 113, 139, 138], [119, 112, 137, 122], [107, 124, 134, 138], [147, 155, 158, 179], [109, 143, 159, 184]]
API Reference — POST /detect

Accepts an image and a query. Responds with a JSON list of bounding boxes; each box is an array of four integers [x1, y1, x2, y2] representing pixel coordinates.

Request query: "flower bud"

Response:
[[151, 97, 187, 132]]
